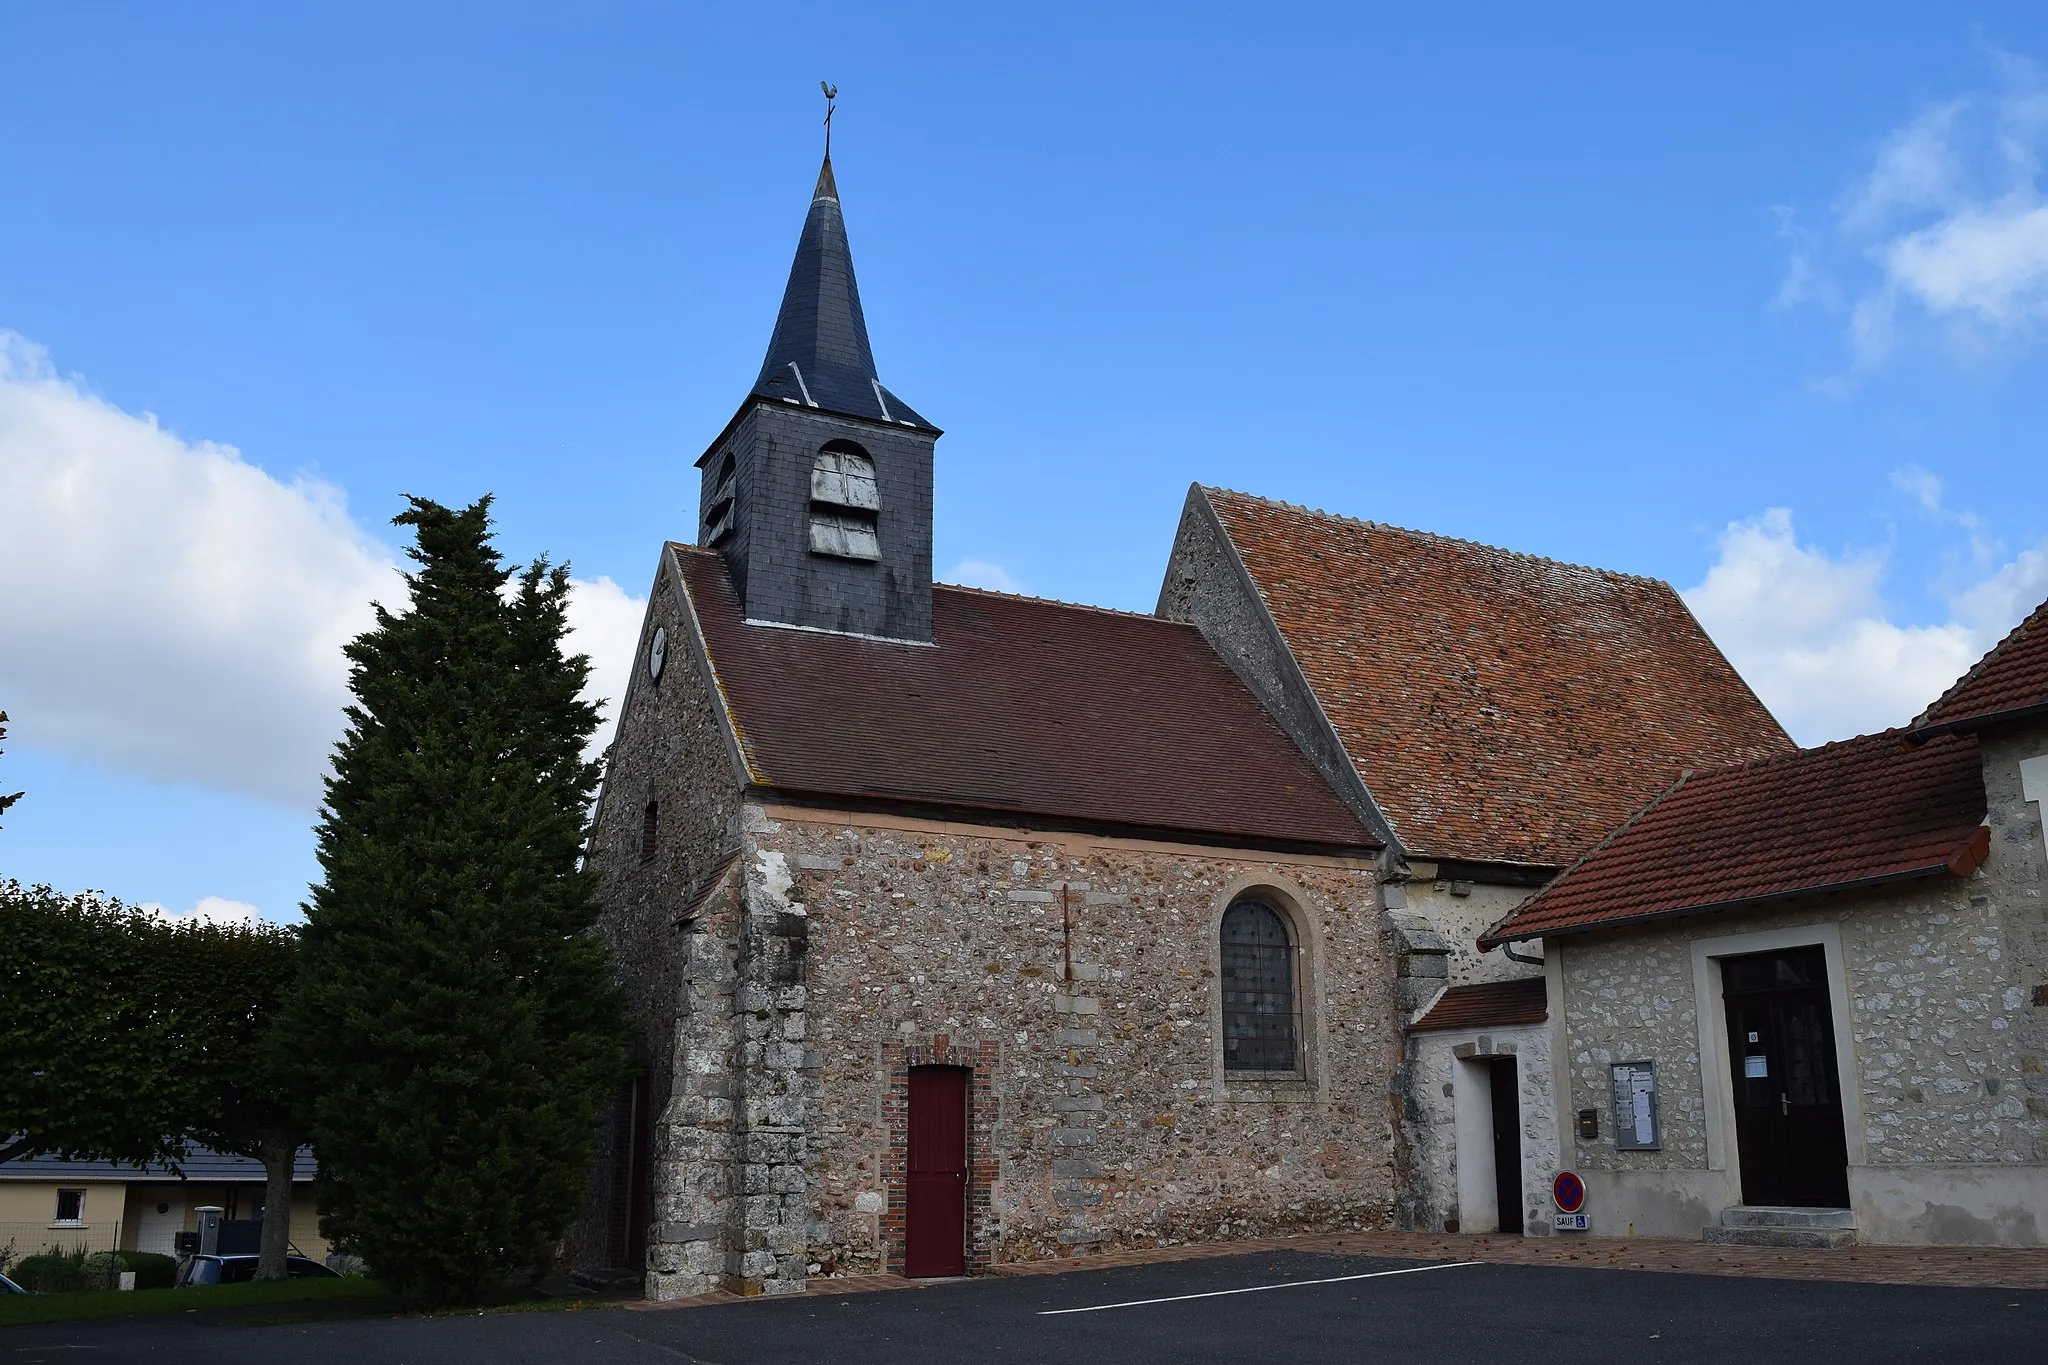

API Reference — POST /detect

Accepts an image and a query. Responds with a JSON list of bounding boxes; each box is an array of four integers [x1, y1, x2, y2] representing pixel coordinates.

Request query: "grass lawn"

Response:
[[0, 1277, 387, 1327]]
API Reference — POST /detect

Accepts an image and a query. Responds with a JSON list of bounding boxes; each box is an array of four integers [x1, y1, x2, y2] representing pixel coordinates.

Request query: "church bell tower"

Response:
[[694, 156, 939, 643]]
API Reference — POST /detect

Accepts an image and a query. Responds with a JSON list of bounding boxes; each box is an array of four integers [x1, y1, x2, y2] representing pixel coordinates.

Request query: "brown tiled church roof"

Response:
[[1407, 978, 1548, 1033], [673, 546, 1378, 852], [1912, 594, 2048, 737], [1480, 729, 1988, 946], [1202, 489, 1794, 868]]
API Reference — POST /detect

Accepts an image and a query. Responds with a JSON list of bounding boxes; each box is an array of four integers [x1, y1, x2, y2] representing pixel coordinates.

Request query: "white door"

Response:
[[135, 1190, 185, 1255]]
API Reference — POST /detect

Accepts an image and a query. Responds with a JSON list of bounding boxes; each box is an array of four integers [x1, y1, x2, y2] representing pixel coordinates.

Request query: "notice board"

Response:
[[1609, 1061, 1661, 1151]]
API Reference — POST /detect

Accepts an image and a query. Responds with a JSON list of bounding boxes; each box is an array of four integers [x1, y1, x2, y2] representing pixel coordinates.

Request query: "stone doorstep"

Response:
[[622, 1229, 2048, 1310], [1705, 1205, 1859, 1250], [1717, 1206, 1858, 1230], [1703, 1225, 1859, 1250]]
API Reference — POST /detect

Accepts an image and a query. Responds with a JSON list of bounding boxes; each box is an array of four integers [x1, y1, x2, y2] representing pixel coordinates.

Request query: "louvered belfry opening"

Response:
[[1221, 899, 1298, 1072]]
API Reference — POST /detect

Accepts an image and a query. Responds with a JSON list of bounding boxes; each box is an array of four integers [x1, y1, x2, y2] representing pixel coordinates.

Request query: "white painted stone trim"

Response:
[[2022, 754, 2048, 849], [1545, 943, 1571, 1191], [1687, 921, 1863, 1183]]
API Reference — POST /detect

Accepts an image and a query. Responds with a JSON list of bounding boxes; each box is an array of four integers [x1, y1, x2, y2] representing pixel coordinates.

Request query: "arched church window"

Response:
[[809, 442, 881, 560], [704, 452, 736, 546], [1221, 899, 1298, 1072]]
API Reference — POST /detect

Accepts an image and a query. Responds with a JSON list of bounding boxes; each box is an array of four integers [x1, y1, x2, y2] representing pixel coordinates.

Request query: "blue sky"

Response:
[[4, 4, 2048, 921]]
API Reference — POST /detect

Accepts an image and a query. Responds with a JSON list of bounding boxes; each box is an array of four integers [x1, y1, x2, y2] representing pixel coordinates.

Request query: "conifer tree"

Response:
[[276, 496, 624, 1305]]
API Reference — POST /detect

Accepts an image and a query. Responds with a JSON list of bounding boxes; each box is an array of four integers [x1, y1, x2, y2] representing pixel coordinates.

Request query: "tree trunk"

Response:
[[254, 1129, 295, 1282]]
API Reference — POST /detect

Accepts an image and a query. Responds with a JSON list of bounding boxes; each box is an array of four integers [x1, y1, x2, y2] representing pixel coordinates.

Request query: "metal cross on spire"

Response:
[[820, 81, 838, 159]]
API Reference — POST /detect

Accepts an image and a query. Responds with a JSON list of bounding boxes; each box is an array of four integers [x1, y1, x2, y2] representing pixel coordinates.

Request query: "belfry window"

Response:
[[809, 442, 880, 560], [1221, 899, 1298, 1072], [704, 453, 736, 546]]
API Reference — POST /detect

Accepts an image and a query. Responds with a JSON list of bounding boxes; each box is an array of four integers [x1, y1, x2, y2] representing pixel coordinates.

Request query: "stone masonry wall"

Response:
[[1406, 1023, 1557, 1235], [577, 550, 751, 1294], [1982, 720, 2048, 1136], [1555, 802, 2048, 1188], [751, 804, 1398, 1276], [1155, 486, 1399, 849]]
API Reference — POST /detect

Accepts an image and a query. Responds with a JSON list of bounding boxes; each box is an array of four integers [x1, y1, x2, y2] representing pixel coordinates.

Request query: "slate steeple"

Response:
[[694, 152, 939, 643], [750, 157, 931, 429]]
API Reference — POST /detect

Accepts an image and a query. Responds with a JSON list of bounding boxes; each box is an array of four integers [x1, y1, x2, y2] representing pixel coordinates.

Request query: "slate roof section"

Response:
[[673, 546, 1377, 852], [751, 157, 932, 430], [1480, 729, 1989, 946], [1202, 488, 1794, 868], [1407, 977, 1549, 1033], [1912, 595, 2048, 737], [0, 1144, 315, 1181]]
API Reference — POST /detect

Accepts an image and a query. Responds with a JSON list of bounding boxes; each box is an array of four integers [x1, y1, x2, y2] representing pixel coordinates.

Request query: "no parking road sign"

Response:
[[1551, 1171, 1588, 1231]]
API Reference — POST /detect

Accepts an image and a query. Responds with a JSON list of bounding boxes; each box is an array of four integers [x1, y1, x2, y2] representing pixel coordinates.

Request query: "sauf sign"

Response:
[[1551, 1171, 1588, 1232]]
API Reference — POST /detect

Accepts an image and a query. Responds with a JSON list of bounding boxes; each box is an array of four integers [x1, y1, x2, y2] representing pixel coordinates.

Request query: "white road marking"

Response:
[[1037, 1259, 1483, 1315]]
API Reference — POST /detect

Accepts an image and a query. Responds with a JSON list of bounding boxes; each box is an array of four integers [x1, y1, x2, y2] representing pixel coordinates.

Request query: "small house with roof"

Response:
[[1482, 597, 2048, 1247], [0, 1145, 322, 1261]]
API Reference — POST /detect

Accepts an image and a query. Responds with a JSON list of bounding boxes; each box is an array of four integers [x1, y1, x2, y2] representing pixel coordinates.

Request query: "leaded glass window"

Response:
[[1221, 899, 1297, 1072]]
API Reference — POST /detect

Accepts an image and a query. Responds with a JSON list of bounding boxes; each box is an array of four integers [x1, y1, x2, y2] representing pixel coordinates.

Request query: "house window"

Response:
[[1221, 899, 1298, 1072], [640, 801, 659, 863], [704, 453, 736, 546], [809, 443, 880, 560], [53, 1189, 86, 1225]]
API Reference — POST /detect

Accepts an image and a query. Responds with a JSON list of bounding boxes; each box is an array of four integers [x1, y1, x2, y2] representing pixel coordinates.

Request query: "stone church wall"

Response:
[[573, 551, 752, 1291], [1155, 487, 1399, 849], [746, 804, 1398, 1282]]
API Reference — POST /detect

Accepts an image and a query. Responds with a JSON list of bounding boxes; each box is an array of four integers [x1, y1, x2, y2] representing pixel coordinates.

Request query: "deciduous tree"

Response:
[[0, 889, 300, 1280]]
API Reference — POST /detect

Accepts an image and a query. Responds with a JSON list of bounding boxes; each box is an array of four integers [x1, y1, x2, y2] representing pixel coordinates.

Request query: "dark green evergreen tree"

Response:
[[276, 496, 624, 1305]]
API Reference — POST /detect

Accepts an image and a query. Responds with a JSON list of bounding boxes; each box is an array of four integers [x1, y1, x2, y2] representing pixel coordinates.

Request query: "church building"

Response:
[[573, 153, 1801, 1296]]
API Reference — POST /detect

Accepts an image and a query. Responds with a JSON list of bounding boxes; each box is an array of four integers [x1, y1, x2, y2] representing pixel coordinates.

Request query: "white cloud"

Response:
[[945, 558, 1026, 594], [1882, 202, 2048, 328], [562, 574, 644, 756], [139, 896, 262, 928], [1788, 55, 2048, 371], [0, 331, 642, 811], [1684, 507, 2046, 744]]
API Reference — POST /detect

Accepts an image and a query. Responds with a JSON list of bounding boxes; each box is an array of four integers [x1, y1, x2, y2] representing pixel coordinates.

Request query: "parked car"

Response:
[[176, 1254, 339, 1286], [0, 1271, 28, 1294]]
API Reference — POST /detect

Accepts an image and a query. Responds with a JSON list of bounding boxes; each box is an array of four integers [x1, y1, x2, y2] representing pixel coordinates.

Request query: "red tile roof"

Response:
[[1481, 730, 1988, 946], [1913, 595, 2048, 737], [1202, 489, 1793, 867], [673, 547, 1377, 852], [1407, 978, 1548, 1033]]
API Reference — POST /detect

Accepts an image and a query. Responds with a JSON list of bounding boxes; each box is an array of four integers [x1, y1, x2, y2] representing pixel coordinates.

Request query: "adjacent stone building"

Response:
[[1155, 488, 1791, 1236], [1482, 598, 2048, 1246]]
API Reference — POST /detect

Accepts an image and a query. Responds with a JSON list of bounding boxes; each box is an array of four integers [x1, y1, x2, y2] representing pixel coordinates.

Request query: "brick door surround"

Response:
[[882, 1038, 999, 1274]]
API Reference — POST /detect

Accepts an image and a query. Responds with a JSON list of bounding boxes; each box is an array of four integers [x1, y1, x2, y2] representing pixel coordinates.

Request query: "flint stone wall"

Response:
[[761, 806, 1398, 1276]]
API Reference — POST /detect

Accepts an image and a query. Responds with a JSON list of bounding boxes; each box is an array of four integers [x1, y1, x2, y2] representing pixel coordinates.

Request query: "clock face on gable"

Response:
[[648, 625, 668, 682]]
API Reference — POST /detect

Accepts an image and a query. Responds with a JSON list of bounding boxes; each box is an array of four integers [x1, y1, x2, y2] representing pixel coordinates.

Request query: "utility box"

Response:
[[194, 1205, 225, 1258]]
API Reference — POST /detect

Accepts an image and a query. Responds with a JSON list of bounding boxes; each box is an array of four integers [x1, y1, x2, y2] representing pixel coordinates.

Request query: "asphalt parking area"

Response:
[[7, 1248, 2046, 1365]]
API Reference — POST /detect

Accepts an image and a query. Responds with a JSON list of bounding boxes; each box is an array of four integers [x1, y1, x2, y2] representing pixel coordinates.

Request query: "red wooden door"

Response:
[[905, 1066, 968, 1277]]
